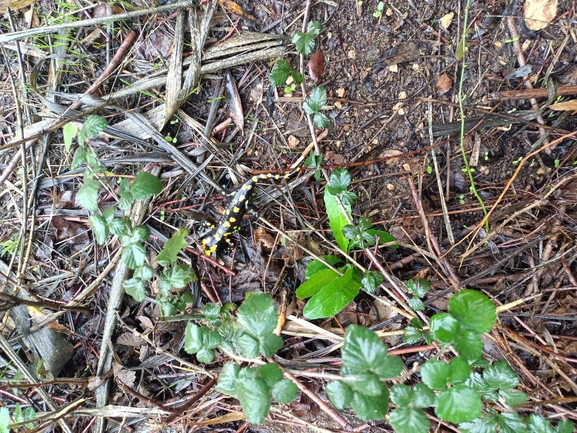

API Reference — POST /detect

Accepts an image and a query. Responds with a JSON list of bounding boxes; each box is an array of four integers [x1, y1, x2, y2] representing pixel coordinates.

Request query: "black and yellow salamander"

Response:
[[201, 167, 301, 256]]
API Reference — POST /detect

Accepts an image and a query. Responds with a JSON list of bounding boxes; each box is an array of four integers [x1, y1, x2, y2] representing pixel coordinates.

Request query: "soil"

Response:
[[1, 0, 577, 431]]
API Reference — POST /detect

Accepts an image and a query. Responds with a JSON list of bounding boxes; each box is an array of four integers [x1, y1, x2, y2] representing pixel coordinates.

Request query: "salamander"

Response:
[[201, 167, 301, 256]]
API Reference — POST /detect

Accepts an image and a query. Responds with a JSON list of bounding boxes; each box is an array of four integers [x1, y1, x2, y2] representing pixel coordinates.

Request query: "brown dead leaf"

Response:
[[524, 0, 557, 30], [225, 71, 244, 132], [0, 0, 34, 13], [436, 72, 452, 95], [287, 135, 300, 148], [440, 12, 454, 29], [308, 50, 325, 82], [117, 332, 142, 347], [548, 99, 577, 111], [218, 0, 256, 22], [23, 6, 39, 27]]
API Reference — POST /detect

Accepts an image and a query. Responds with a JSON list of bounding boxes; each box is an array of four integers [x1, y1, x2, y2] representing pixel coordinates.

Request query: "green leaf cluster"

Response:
[[405, 278, 431, 312], [291, 20, 322, 55], [303, 86, 329, 128], [326, 325, 403, 421], [216, 362, 298, 424], [269, 59, 303, 91], [343, 217, 397, 251]]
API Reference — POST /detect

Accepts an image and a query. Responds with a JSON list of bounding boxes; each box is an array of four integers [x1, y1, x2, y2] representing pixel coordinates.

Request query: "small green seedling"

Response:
[[373, 1, 385, 18]]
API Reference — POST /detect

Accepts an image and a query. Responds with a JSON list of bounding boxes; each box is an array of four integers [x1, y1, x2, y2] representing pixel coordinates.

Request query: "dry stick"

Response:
[[69, 29, 138, 111], [490, 85, 577, 101], [505, 16, 548, 140], [449, 129, 577, 261]]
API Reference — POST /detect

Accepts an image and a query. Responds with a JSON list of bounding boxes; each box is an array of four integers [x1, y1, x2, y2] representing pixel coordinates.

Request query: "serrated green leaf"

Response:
[[430, 313, 460, 344], [421, 359, 451, 389], [483, 360, 519, 390], [409, 297, 425, 312], [292, 70, 303, 84], [237, 331, 260, 359], [389, 407, 430, 433], [0, 407, 10, 433], [258, 333, 284, 358], [184, 323, 203, 354], [131, 172, 163, 200], [527, 414, 555, 433], [342, 324, 403, 378], [270, 59, 291, 87], [307, 20, 322, 36], [361, 270, 383, 294], [122, 242, 147, 269], [216, 362, 240, 395], [453, 330, 483, 361], [123, 277, 147, 302], [132, 225, 151, 243], [109, 218, 127, 235], [196, 347, 214, 363], [349, 372, 385, 396], [157, 228, 189, 266], [72, 145, 88, 170], [500, 389, 528, 407], [448, 290, 496, 334], [367, 229, 398, 247], [135, 264, 153, 280], [435, 384, 483, 424], [459, 414, 499, 433], [292, 31, 315, 55], [313, 112, 329, 128], [256, 363, 283, 388], [390, 383, 414, 407], [326, 380, 353, 409], [296, 268, 339, 299], [304, 86, 327, 113], [303, 265, 361, 319], [413, 383, 435, 408], [79, 114, 108, 144], [237, 293, 278, 336], [89, 214, 109, 245], [77, 175, 100, 211], [272, 379, 298, 404], [406, 278, 431, 297], [449, 357, 471, 384], [63, 123, 78, 153], [329, 168, 352, 191], [351, 388, 389, 421], [404, 326, 423, 344], [498, 412, 529, 433], [555, 420, 575, 433], [236, 377, 271, 425], [324, 188, 351, 253]]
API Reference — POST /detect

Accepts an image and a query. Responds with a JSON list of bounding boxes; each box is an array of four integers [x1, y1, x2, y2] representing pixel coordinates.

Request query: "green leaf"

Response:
[[272, 379, 298, 404], [324, 187, 351, 253], [421, 360, 451, 389], [89, 214, 109, 245], [76, 175, 100, 212], [498, 412, 529, 433], [448, 290, 496, 334], [430, 313, 460, 344], [184, 322, 203, 354], [349, 372, 385, 396], [292, 31, 315, 55], [483, 360, 519, 390], [296, 268, 339, 299], [237, 293, 278, 337], [404, 326, 424, 344], [131, 172, 163, 200], [123, 277, 147, 302], [448, 357, 471, 384], [132, 225, 151, 242], [63, 123, 78, 152], [108, 218, 127, 235], [292, 70, 303, 84], [302, 265, 361, 319], [499, 389, 528, 407], [351, 388, 389, 421], [390, 383, 414, 407], [270, 59, 292, 87], [157, 228, 189, 266], [413, 383, 435, 408], [305, 255, 342, 278], [555, 420, 575, 433], [135, 264, 153, 280], [328, 168, 352, 192], [459, 414, 499, 433], [341, 324, 403, 378], [256, 363, 283, 388], [196, 348, 215, 364], [313, 112, 329, 128], [0, 407, 9, 433], [307, 20, 322, 36], [527, 414, 555, 433], [237, 331, 260, 359], [303, 86, 327, 114], [367, 228, 398, 247], [78, 114, 108, 144], [453, 330, 483, 361], [406, 278, 431, 297], [236, 377, 271, 425], [361, 270, 383, 294], [435, 384, 483, 424], [258, 333, 284, 358], [389, 407, 430, 433], [122, 242, 147, 269], [326, 381, 353, 409], [409, 297, 425, 312], [71, 145, 88, 170], [216, 362, 239, 395]]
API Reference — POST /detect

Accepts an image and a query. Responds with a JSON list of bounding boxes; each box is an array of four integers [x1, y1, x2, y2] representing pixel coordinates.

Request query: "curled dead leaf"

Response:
[[308, 50, 325, 82], [524, 0, 557, 30], [436, 72, 452, 94]]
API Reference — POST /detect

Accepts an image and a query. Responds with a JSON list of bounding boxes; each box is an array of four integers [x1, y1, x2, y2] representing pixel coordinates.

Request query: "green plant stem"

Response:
[[457, 0, 489, 234]]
